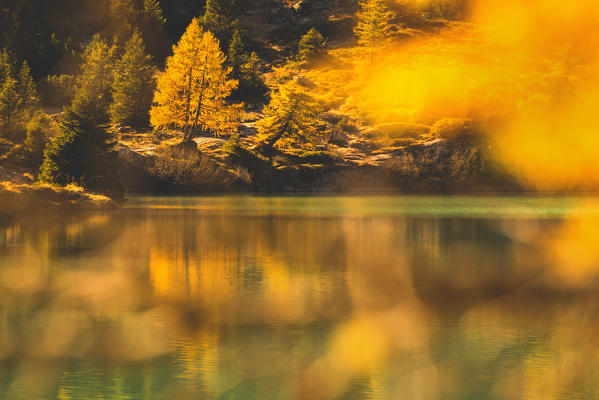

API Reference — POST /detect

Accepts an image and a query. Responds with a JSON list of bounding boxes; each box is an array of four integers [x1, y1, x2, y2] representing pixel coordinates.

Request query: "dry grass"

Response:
[[0, 181, 116, 211], [146, 144, 239, 192]]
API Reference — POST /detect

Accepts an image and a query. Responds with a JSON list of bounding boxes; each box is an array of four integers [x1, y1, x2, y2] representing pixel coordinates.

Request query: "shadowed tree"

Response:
[[150, 18, 241, 139], [110, 31, 156, 128], [0, 51, 38, 138], [39, 107, 123, 199], [109, 0, 169, 61], [23, 111, 51, 167], [226, 29, 267, 102], [202, 0, 239, 47], [71, 35, 116, 124]]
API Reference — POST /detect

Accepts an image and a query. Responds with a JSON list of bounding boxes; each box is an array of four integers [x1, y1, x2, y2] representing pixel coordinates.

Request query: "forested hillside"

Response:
[[0, 0, 595, 201]]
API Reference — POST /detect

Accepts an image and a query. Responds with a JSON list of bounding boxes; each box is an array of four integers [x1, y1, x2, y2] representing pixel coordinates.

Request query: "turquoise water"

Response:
[[1, 195, 599, 399]]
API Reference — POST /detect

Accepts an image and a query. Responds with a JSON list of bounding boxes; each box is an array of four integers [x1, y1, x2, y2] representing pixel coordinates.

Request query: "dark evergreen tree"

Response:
[[226, 29, 267, 102], [110, 31, 156, 128], [23, 111, 51, 167], [0, 0, 60, 79], [39, 107, 123, 199], [109, 0, 169, 62], [16, 61, 37, 110], [0, 51, 38, 138], [202, 0, 239, 48], [71, 35, 116, 124]]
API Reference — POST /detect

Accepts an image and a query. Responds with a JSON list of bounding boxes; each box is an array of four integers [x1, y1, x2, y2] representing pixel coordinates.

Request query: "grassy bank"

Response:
[[0, 181, 117, 211]]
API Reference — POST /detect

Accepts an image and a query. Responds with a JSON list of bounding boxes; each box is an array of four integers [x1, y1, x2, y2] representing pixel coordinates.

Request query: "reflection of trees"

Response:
[[3, 205, 599, 399]]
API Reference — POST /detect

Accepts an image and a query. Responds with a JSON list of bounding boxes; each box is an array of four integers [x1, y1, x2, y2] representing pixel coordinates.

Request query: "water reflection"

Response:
[[1, 196, 599, 399]]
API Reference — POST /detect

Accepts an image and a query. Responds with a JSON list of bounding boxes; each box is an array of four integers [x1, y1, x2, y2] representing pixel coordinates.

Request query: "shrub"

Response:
[[430, 118, 480, 140], [374, 122, 429, 138], [324, 128, 349, 146], [23, 112, 52, 168], [336, 117, 360, 134], [147, 144, 235, 191]]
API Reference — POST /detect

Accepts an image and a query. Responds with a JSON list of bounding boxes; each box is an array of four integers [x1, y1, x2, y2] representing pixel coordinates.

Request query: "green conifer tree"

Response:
[[227, 29, 245, 78], [110, 31, 156, 128], [23, 111, 51, 167], [0, 77, 20, 136], [16, 61, 37, 111], [71, 35, 116, 124], [109, 0, 169, 60], [0, 51, 38, 137], [297, 28, 326, 64], [202, 0, 239, 46], [226, 29, 267, 101], [39, 107, 123, 199]]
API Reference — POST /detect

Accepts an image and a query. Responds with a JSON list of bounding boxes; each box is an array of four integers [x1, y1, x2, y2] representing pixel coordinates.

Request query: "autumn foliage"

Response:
[[150, 18, 241, 139]]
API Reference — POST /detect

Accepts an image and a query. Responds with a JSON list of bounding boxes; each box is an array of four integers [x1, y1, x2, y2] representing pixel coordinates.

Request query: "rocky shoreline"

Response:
[[116, 134, 521, 194]]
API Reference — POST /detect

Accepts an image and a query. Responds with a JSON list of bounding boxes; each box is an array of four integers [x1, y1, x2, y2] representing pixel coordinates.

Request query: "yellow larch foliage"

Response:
[[150, 18, 241, 137]]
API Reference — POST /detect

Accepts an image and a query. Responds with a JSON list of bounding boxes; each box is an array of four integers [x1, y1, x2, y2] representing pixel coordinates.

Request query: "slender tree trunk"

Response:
[[183, 65, 193, 132], [187, 62, 207, 140]]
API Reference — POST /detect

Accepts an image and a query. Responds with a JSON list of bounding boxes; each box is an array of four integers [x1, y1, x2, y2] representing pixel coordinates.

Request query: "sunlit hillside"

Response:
[[0, 0, 598, 199]]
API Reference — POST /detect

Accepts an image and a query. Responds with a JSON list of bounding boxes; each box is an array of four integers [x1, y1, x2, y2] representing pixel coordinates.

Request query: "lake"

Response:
[[2, 195, 599, 399]]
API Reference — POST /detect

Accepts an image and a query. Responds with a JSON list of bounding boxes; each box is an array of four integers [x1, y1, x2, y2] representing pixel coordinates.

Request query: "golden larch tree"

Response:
[[354, 0, 396, 49], [150, 18, 241, 139], [257, 80, 322, 150]]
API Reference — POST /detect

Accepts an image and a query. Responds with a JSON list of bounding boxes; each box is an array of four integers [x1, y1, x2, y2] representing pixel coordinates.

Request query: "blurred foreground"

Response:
[[1, 196, 599, 399]]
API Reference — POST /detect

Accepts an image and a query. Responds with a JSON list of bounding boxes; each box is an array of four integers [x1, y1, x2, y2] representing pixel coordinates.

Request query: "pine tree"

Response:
[[354, 0, 396, 49], [109, 0, 169, 60], [0, 51, 18, 134], [16, 62, 37, 111], [257, 81, 322, 150], [109, 0, 138, 35], [297, 28, 326, 64], [0, 52, 38, 137], [110, 31, 156, 128], [202, 0, 238, 46], [226, 29, 267, 101], [71, 35, 116, 124], [150, 18, 241, 139], [0, 51, 13, 83], [227, 29, 245, 78], [39, 107, 123, 199], [24, 111, 51, 167], [139, 0, 169, 61], [142, 0, 166, 26], [0, 77, 20, 136]]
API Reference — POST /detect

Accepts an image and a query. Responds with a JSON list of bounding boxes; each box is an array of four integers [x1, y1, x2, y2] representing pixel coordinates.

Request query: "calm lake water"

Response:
[[2, 195, 599, 399]]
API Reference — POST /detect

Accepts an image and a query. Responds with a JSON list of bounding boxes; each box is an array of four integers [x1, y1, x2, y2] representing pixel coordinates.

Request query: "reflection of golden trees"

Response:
[[3, 199, 599, 398]]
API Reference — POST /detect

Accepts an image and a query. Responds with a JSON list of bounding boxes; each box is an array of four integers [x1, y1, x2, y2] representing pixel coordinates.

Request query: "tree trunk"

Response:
[[187, 63, 207, 141], [183, 65, 193, 130]]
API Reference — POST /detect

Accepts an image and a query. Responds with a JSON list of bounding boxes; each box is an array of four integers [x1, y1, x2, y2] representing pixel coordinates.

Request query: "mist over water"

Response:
[[1, 196, 599, 399]]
